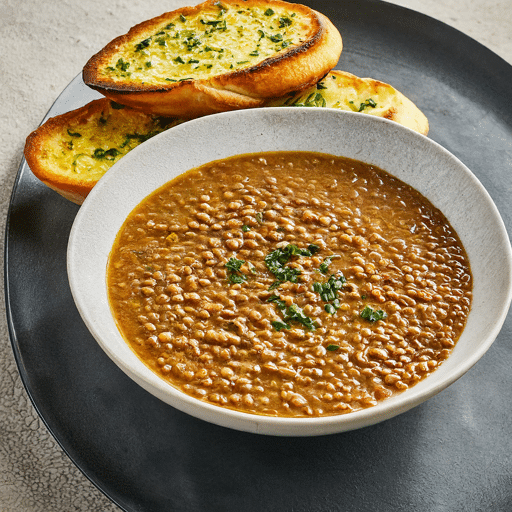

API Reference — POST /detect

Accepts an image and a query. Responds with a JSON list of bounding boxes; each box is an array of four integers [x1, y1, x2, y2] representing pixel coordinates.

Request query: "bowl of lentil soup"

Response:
[[68, 107, 512, 436]]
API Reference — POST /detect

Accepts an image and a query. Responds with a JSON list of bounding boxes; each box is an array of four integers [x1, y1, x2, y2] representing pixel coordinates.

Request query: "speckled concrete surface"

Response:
[[0, 0, 510, 510]]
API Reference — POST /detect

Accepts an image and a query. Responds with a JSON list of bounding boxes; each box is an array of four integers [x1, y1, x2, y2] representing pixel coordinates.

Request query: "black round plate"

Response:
[[6, 1, 512, 511]]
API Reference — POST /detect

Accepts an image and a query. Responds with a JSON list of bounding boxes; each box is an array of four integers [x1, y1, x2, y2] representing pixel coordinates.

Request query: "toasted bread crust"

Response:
[[267, 70, 429, 135], [24, 98, 181, 204], [83, 0, 342, 116]]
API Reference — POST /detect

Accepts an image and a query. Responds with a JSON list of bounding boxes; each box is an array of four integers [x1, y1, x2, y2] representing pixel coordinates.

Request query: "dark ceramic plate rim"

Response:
[[6, 1, 512, 511]]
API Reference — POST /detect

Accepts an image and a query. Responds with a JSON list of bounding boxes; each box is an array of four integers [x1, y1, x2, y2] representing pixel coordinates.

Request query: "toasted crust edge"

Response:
[[83, 0, 342, 116], [24, 99, 115, 204]]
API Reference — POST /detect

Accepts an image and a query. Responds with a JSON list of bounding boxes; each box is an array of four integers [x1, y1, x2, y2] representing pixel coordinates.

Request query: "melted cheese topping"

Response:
[[39, 103, 180, 181], [102, 4, 310, 83]]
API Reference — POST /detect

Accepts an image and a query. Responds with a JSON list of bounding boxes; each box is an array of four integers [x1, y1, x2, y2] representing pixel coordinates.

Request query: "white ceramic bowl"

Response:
[[68, 108, 512, 436]]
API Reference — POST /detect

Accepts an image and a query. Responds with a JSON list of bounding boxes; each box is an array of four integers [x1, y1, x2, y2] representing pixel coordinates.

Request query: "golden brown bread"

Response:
[[82, 0, 343, 117], [267, 70, 429, 135], [24, 98, 181, 204]]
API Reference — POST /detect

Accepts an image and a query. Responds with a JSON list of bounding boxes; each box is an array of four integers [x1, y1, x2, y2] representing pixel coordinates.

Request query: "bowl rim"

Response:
[[67, 107, 512, 436]]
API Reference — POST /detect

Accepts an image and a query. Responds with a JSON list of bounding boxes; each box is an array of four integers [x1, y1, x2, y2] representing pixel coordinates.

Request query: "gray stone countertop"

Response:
[[0, 0, 510, 510]]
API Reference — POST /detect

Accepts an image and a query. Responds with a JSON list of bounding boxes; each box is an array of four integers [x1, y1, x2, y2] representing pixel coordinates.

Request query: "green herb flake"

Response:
[[313, 273, 346, 316], [179, 14, 187, 22], [67, 129, 81, 138], [350, 98, 378, 112], [115, 58, 130, 72], [264, 8, 275, 16], [135, 37, 152, 51], [272, 320, 290, 331], [285, 304, 317, 331], [242, 225, 251, 232], [225, 257, 245, 273], [319, 254, 339, 274], [93, 148, 120, 160], [268, 297, 317, 332], [264, 244, 319, 290], [360, 306, 387, 322], [255, 212, 264, 223], [225, 257, 247, 284], [279, 16, 292, 28], [228, 273, 247, 284], [326, 344, 340, 351]]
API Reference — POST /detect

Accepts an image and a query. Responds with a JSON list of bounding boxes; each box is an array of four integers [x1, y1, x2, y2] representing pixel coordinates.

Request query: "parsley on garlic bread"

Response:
[[268, 70, 429, 135], [24, 98, 181, 204], [82, 0, 343, 117]]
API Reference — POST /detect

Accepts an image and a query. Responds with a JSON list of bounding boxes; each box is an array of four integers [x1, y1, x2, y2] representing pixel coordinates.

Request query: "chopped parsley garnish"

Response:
[[67, 129, 81, 138], [264, 8, 275, 16], [242, 225, 251, 232], [255, 212, 264, 223], [265, 244, 319, 289], [225, 257, 247, 284], [324, 303, 340, 315], [179, 14, 187, 22], [319, 255, 339, 274], [267, 295, 317, 331], [272, 320, 290, 331], [225, 257, 244, 272], [327, 344, 340, 351], [313, 273, 346, 302], [360, 305, 387, 322], [228, 273, 247, 284], [313, 273, 346, 314]]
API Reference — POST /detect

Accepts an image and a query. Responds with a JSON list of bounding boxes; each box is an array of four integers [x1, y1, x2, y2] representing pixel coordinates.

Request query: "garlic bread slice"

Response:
[[82, 0, 342, 117], [24, 99, 181, 204], [268, 70, 429, 135]]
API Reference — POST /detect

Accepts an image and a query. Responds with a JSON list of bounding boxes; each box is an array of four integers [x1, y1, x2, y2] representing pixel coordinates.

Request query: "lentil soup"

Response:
[[107, 151, 472, 417]]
